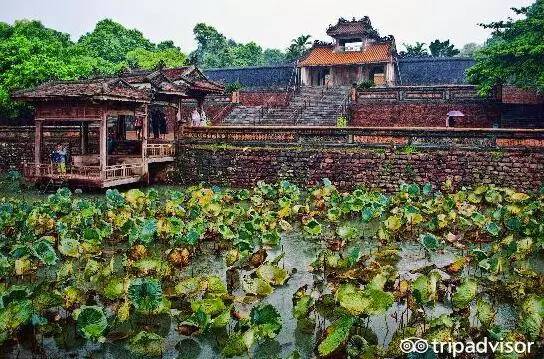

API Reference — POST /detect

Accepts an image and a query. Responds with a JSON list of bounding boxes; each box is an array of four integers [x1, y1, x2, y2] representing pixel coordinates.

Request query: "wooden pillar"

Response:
[[175, 99, 181, 143], [80, 122, 89, 155], [141, 105, 149, 184], [34, 120, 43, 165], [99, 113, 107, 180]]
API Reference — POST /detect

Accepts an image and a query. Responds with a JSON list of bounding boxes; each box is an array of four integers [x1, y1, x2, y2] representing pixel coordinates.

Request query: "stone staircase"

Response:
[[221, 86, 351, 126]]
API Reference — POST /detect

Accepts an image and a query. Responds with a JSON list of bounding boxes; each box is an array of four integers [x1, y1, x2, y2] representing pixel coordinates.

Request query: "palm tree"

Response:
[[286, 35, 312, 62]]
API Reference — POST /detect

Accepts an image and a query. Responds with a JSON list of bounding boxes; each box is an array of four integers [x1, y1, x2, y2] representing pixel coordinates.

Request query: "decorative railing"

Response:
[[145, 143, 175, 157], [355, 85, 498, 104], [23, 163, 143, 181], [104, 164, 144, 179], [180, 126, 544, 150], [23, 163, 101, 178]]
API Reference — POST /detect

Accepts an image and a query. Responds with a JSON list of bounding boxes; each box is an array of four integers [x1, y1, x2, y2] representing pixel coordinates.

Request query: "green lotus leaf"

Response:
[[126, 331, 165, 357], [74, 305, 107, 341], [485, 222, 501, 237], [128, 278, 163, 313], [317, 316, 355, 357], [256, 264, 289, 286], [125, 189, 146, 208], [0, 299, 32, 332], [221, 333, 248, 358], [210, 308, 231, 329], [205, 276, 228, 298], [175, 277, 203, 297], [190, 298, 226, 317], [476, 299, 495, 327], [242, 277, 274, 297], [58, 237, 80, 258], [103, 278, 125, 300], [362, 287, 394, 315], [452, 280, 477, 309], [293, 294, 314, 319], [304, 218, 322, 236], [509, 192, 530, 202], [420, 233, 441, 251], [32, 239, 58, 266], [337, 283, 370, 316], [250, 303, 282, 340], [519, 295, 544, 340], [384, 215, 401, 231]]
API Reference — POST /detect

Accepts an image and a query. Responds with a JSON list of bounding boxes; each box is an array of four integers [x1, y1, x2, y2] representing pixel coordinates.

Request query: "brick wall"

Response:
[[351, 103, 499, 127], [162, 126, 544, 192], [238, 91, 289, 107], [351, 85, 501, 128], [168, 144, 543, 192], [502, 86, 544, 105]]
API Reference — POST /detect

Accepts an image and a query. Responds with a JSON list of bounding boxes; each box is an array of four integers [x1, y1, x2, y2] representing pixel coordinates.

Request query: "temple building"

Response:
[[298, 17, 397, 87]]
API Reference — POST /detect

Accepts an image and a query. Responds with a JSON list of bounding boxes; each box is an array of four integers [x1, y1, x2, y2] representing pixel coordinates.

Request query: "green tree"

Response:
[[468, 0, 544, 95], [263, 49, 286, 65], [429, 39, 460, 57], [77, 19, 154, 63], [125, 48, 188, 70], [0, 20, 116, 122], [399, 42, 429, 57], [286, 35, 311, 63], [459, 43, 483, 57]]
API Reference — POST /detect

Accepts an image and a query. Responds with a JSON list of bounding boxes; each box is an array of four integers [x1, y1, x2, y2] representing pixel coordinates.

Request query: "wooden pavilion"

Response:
[[12, 66, 223, 188]]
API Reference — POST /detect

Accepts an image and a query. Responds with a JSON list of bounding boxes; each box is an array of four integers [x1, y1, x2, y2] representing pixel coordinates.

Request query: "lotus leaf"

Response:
[[32, 239, 58, 265], [476, 299, 495, 327], [74, 305, 107, 340], [128, 278, 163, 313], [317, 315, 355, 357], [519, 295, 544, 340], [190, 298, 226, 317], [452, 280, 477, 309], [242, 277, 274, 297], [58, 237, 80, 258], [126, 331, 165, 357], [256, 264, 289, 286]]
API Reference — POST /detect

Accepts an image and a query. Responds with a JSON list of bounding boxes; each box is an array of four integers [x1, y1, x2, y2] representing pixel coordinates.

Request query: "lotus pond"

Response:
[[1, 180, 544, 358]]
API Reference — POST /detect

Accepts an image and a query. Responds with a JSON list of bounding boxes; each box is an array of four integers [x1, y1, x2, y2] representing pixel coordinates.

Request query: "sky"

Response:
[[0, 0, 535, 53]]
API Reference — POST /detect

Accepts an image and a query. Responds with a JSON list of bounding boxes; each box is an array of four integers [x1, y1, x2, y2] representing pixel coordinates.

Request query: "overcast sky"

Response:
[[0, 0, 535, 52]]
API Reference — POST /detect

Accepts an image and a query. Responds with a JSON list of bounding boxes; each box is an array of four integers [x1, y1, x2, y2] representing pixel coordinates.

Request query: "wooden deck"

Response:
[[24, 143, 176, 188]]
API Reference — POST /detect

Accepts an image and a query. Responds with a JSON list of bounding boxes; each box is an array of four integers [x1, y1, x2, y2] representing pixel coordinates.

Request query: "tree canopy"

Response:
[[189, 23, 308, 68], [429, 40, 460, 57], [467, 0, 544, 95], [0, 19, 188, 123]]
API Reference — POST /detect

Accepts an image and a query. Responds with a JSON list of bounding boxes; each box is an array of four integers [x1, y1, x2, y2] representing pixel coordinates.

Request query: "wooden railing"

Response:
[[23, 163, 101, 178], [145, 143, 175, 157], [180, 126, 544, 150], [104, 164, 144, 179]]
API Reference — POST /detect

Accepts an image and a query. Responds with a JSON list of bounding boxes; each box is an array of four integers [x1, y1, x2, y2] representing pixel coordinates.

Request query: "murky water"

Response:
[[5, 233, 519, 359]]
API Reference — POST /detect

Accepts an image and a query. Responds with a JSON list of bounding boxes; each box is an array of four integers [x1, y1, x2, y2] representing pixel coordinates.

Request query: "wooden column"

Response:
[[80, 122, 89, 155], [34, 120, 43, 165], [175, 99, 182, 143], [99, 113, 107, 180], [141, 105, 149, 184]]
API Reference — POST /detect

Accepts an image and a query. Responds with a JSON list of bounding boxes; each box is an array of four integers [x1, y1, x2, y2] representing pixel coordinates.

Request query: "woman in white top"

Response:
[[191, 108, 201, 126]]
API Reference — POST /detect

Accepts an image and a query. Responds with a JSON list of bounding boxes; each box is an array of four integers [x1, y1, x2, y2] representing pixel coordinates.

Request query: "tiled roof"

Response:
[[398, 57, 475, 85], [204, 64, 295, 90], [298, 43, 391, 67], [12, 78, 150, 102], [326, 18, 373, 38]]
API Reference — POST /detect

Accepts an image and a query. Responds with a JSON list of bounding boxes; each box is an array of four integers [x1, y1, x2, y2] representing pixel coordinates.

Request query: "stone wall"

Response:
[[166, 126, 544, 192], [351, 85, 501, 128], [502, 86, 544, 105]]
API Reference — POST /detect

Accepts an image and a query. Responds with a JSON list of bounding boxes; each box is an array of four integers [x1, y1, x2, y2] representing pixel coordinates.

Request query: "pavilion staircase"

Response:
[[221, 86, 351, 126]]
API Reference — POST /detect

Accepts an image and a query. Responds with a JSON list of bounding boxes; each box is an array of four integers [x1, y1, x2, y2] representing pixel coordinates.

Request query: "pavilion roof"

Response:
[[326, 17, 379, 39], [12, 78, 150, 103], [298, 42, 392, 67]]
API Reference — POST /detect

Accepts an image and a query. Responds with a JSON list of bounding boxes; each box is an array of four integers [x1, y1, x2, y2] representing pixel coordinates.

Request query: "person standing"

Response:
[[51, 144, 67, 175], [191, 108, 201, 126]]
